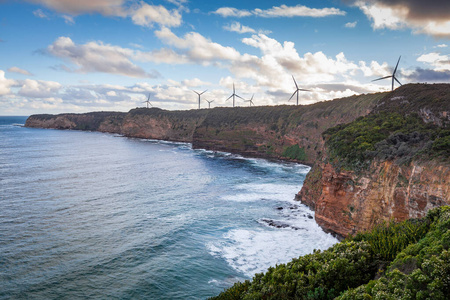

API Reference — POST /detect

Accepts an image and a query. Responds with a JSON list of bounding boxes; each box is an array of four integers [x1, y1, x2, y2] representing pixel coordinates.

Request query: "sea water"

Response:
[[0, 116, 337, 299]]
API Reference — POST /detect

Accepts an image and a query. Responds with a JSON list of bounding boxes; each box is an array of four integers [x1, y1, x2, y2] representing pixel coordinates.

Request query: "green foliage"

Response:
[[351, 218, 430, 261], [323, 112, 448, 171], [338, 207, 450, 300], [282, 144, 307, 161], [211, 241, 376, 299], [211, 207, 450, 300]]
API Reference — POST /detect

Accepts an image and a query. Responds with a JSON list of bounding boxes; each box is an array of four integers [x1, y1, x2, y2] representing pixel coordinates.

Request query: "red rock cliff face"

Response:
[[298, 159, 450, 238]]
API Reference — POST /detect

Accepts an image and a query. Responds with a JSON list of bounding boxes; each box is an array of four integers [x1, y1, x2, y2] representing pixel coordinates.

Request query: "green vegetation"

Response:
[[323, 112, 449, 171], [283, 144, 307, 161], [210, 206, 450, 300]]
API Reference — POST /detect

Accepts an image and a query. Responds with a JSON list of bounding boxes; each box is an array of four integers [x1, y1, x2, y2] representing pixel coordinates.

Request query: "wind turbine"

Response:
[[244, 94, 255, 106], [192, 89, 207, 109], [289, 76, 310, 106], [372, 56, 402, 91], [143, 93, 152, 108], [226, 83, 243, 107], [205, 99, 214, 109]]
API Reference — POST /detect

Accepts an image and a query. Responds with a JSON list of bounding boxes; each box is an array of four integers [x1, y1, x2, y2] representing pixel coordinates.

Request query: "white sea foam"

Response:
[[210, 181, 338, 278], [207, 223, 337, 278], [222, 182, 300, 203]]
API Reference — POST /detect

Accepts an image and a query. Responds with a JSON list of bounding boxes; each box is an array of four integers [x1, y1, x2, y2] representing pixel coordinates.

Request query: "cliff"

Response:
[[26, 92, 385, 165], [298, 84, 450, 238]]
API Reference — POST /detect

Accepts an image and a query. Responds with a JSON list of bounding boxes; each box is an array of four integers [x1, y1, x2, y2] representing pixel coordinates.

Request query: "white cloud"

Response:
[[129, 2, 182, 28], [213, 4, 346, 18], [213, 7, 252, 18], [0, 70, 17, 96], [223, 22, 256, 34], [47, 36, 159, 78], [345, 21, 357, 28], [7, 67, 33, 76], [26, 0, 125, 16], [61, 15, 75, 24], [358, 60, 390, 77], [417, 52, 450, 71], [33, 8, 48, 18], [354, 1, 450, 38], [152, 27, 241, 64], [435, 44, 448, 48], [18, 79, 62, 98], [27, 0, 182, 28], [238, 34, 359, 87]]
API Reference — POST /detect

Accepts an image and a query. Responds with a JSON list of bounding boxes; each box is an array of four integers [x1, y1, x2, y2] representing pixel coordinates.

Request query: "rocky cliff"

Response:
[[298, 84, 450, 238], [26, 92, 385, 165]]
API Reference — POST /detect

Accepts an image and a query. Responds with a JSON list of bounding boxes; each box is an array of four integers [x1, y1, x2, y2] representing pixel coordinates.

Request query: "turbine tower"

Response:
[[192, 89, 207, 109], [226, 83, 243, 107], [205, 99, 214, 109], [143, 93, 152, 108], [372, 56, 402, 91], [289, 76, 310, 106], [244, 94, 255, 106]]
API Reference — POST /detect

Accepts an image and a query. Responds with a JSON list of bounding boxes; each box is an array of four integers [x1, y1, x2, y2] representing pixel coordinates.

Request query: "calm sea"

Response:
[[0, 116, 337, 299]]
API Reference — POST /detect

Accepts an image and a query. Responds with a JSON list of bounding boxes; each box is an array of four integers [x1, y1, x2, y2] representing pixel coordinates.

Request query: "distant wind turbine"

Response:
[[143, 93, 152, 108], [244, 94, 255, 106], [193, 89, 207, 109], [372, 56, 402, 91], [205, 99, 214, 109], [289, 76, 310, 106], [226, 83, 244, 107]]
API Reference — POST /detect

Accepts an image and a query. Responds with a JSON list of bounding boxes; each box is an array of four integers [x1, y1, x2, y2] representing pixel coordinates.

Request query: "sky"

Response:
[[0, 0, 449, 115]]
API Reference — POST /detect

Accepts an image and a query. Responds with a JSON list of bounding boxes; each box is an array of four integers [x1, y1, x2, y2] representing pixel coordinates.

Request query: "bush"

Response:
[[282, 144, 307, 161], [323, 112, 447, 171]]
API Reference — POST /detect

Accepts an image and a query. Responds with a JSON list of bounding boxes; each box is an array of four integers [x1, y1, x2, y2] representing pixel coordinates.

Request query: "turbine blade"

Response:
[[394, 76, 402, 86], [299, 89, 311, 92], [233, 83, 235, 93], [226, 95, 232, 101], [200, 89, 208, 95], [292, 75, 299, 89], [393, 55, 401, 75], [192, 89, 200, 95], [288, 91, 297, 101], [148, 94, 151, 101], [236, 94, 245, 100], [371, 75, 392, 82]]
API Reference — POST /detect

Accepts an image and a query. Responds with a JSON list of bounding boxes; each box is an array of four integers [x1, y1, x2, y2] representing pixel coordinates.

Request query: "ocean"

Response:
[[0, 116, 337, 299]]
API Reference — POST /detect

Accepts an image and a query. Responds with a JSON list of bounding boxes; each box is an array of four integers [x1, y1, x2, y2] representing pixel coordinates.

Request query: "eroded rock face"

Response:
[[298, 159, 450, 238]]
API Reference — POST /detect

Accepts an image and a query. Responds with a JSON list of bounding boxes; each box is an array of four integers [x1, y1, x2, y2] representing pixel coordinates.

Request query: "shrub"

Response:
[[282, 144, 307, 161]]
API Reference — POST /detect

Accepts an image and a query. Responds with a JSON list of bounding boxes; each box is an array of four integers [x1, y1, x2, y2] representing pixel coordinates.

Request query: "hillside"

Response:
[[298, 83, 449, 237], [25, 91, 385, 165], [211, 205, 450, 299]]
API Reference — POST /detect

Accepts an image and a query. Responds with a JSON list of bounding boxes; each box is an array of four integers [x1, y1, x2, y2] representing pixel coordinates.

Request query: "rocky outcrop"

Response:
[[298, 159, 449, 238]]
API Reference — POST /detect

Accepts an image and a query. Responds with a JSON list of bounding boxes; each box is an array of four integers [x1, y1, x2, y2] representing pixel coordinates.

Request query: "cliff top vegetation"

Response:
[[323, 84, 450, 172]]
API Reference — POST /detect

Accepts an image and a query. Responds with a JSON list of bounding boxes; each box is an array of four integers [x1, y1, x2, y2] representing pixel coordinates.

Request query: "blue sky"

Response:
[[0, 0, 449, 115]]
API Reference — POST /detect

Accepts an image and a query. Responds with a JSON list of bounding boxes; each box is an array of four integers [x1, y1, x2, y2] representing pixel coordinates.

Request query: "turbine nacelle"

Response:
[[289, 76, 310, 106], [371, 56, 402, 91], [193, 89, 207, 109], [226, 83, 243, 107]]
